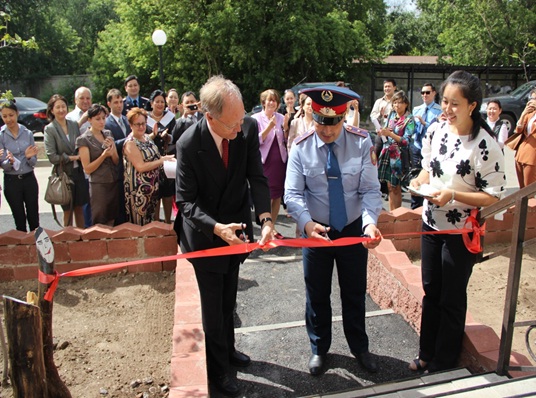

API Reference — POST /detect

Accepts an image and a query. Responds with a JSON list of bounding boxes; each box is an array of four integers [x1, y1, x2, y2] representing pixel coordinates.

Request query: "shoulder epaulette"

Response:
[[294, 128, 315, 145], [344, 124, 369, 138]]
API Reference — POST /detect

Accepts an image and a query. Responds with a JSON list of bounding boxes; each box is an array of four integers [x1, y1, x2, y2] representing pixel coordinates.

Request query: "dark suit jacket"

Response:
[[105, 114, 131, 178], [122, 96, 149, 115], [174, 116, 270, 272], [169, 114, 203, 155]]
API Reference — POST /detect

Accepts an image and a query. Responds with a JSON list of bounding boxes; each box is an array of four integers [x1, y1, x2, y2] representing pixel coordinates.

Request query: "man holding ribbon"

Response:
[[174, 75, 273, 397], [284, 85, 383, 376]]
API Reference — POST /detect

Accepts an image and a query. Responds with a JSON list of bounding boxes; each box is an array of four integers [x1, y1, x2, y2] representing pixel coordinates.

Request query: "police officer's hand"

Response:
[[362, 224, 382, 249], [214, 222, 249, 245], [305, 222, 331, 241]]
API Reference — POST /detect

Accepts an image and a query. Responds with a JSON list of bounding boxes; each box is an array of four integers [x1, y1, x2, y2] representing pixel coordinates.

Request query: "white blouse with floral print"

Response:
[[421, 121, 505, 230]]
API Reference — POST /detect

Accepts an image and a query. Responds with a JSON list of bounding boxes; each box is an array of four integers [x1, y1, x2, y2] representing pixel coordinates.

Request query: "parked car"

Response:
[[0, 96, 49, 133], [480, 80, 536, 137]]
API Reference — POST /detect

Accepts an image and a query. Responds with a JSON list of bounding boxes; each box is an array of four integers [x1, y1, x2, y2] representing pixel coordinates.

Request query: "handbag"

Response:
[[505, 130, 524, 151], [45, 162, 73, 206]]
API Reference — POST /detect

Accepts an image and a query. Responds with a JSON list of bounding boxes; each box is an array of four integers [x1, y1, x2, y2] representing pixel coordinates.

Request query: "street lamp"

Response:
[[152, 29, 167, 91]]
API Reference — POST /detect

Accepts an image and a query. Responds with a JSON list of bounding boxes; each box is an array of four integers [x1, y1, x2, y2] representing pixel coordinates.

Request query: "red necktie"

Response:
[[222, 139, 229, 168]]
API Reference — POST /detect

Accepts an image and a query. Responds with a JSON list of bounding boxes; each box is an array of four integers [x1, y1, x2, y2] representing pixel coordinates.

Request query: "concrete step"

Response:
[[309, 370, 536, 398], [443, 375, 536, 397], [303, 368, 473, 397]]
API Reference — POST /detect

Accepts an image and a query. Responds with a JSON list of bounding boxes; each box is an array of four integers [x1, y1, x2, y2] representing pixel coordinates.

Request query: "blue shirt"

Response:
[[412, 102, 442, 149], [0, 124, 37, 175], [284, 124, 382, 234]]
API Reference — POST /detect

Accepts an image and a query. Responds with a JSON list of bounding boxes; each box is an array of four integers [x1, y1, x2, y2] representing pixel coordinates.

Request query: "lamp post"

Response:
[[152, 29, 167, 92]]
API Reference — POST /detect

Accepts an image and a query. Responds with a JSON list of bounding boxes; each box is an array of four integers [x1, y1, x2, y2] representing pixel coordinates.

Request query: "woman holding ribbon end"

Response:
[[408, 70, 505, 373]]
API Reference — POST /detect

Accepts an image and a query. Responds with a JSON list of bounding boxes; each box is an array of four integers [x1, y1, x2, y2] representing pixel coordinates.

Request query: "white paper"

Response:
[[12, 157, 21, 171], [408, 183, 439, 198], [372, 119, 382, 131], [163, 159, 177, 179]]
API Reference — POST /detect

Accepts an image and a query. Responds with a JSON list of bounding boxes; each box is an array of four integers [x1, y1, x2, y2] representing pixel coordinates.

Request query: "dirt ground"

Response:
[[0, 243, 534, 398]]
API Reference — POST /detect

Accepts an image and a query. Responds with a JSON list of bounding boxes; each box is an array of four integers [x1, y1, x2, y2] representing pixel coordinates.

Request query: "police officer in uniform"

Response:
[[284, 86, 383, 375]]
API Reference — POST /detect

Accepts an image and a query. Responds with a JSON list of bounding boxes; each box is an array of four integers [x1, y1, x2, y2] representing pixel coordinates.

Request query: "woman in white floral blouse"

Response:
[[408, 70, 505, 373]]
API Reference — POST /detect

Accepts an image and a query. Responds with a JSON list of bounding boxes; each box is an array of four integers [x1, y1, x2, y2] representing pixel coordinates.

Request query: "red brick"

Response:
[[407, 281, 424, 302], [141, 221, 174, 237], [107, 239, 140, 259], [111, 223, 143, 238], [50, 242, 70, 263], [389, 262, 418, 282], [0, 245, 34, 265], [174, 302, 202, 325], [20, 232, 39, 245], [13, 265, 38, 281], [163, 260, 177, 272], [0, 230, 29, 245], [169, 385, 208, 398], [81, 225, 114, 240], [378, 211, 395, 224], [170, 351, 207, 387], [393, 218, 421, 235], [69, 240, 107, 262], [463, 323, 500, 355], [175, 263, 196, 284], [176, 282, 200, 303], [397, 267, 422, 288], [390, 206, 414, 219], [55, 262, 89, 275], [144, 236, 178, 257], [372, 238, 397, 254], [0, 267, 15, 282], [51, 227, 83, 242], [172, 324, 204, 354], [128, 261, 162, 273], [69, 262, 126, 277]]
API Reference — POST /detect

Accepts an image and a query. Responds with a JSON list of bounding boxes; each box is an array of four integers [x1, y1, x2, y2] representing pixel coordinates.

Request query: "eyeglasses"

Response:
[[211, 115, 244, 131], [131, 122, 147, 128], [421, 91, 432, 95]]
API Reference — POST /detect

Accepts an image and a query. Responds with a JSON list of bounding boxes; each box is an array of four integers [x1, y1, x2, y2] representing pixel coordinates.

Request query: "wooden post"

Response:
[[35, 227, 72, 398], [3, 296, 48, 397]]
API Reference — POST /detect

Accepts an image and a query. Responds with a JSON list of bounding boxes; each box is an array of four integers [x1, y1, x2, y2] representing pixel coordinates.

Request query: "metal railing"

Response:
[[477, 182, 536, 375]]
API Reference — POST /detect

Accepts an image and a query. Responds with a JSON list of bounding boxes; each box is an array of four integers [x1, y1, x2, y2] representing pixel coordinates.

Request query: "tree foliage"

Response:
[[415, 0, 536, 66], [92, 0, 387, 108]]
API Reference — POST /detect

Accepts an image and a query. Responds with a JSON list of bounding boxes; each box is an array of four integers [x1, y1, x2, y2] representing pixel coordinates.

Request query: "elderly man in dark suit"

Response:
[[105, 88, 131, 225], [174, 75, 273, 397]]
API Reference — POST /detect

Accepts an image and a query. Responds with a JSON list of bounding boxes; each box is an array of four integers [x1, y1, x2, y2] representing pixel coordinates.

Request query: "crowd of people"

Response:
[[0, 69, 530, 397]]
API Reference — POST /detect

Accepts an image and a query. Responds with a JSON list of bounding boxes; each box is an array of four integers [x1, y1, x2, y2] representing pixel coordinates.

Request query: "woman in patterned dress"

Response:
[[408, 70, 505, 373], [377, 91, 415, 210], [123, 107, 175, 225]]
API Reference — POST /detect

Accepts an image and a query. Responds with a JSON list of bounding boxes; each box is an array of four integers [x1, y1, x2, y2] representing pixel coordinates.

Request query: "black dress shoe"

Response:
[[230, 350, 251, 367], [355, 351, 378, 373], [211, 373, 241, 397], [308, 354, 326, 376]]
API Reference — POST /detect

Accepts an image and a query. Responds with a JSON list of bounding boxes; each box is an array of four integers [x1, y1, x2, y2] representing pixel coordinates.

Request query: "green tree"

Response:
[[416, 0, 536, 66], [92, 0, 386, 109]]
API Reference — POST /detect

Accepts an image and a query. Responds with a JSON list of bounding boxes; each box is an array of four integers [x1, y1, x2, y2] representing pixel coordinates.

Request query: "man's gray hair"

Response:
[[200, 75, 242, 118], [75, 86, 92, 100]]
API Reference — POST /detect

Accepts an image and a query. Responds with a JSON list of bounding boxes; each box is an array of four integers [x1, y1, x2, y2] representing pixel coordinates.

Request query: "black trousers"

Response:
[[409, 143, 424, 209], [4, 172, 39, 232], [194, 258, 240, 379], [302, 218, 369, 355], [419, 223, 476, 372]]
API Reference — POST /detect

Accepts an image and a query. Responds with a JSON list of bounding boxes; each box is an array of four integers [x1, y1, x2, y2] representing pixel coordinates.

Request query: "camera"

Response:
[[186, 104, 198, 111]]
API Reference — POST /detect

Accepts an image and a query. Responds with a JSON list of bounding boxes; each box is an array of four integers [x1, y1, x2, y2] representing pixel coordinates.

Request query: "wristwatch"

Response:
[[260, 217, 273, 226]]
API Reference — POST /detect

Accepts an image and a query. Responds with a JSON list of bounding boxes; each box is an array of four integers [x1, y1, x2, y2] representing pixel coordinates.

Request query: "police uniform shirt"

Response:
[[284, 124, 382, 234]]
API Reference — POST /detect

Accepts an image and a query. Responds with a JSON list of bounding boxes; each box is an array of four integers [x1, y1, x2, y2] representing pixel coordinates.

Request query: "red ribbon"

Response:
[[37, 219, 486, 301]]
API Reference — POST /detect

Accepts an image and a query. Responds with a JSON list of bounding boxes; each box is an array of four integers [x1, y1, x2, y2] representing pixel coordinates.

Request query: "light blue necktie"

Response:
[[327, 143, 347, 232]]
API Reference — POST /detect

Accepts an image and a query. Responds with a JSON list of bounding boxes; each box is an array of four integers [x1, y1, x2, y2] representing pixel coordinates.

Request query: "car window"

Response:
[[14, 97, 47, 110]]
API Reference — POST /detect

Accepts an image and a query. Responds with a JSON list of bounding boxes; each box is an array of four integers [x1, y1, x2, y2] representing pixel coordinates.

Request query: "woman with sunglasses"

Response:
[[123, 107, 174, 225]]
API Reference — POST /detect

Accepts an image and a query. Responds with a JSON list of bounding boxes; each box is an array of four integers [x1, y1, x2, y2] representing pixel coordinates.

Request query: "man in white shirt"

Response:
[[370, 79, 397, 157], [66, 86, 92, 134]]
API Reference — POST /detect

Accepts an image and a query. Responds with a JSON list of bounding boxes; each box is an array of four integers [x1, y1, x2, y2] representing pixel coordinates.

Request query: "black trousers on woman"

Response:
[[4, 172, 39, 232], [419, 222, 476, 372]]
